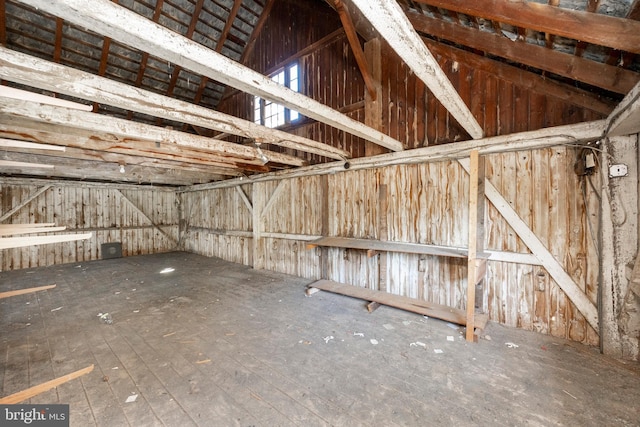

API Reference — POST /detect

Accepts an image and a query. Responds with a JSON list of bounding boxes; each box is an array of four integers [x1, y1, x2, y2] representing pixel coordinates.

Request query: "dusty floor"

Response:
[[1, 251, 639, 426]]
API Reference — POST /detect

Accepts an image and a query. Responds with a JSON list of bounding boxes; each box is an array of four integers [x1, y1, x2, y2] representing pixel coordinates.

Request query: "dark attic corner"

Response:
[[1, 0, 639, 424]]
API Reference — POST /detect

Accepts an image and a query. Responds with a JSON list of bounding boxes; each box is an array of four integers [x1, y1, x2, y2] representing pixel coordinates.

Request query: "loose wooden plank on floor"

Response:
[[310, 279, 488, 328]]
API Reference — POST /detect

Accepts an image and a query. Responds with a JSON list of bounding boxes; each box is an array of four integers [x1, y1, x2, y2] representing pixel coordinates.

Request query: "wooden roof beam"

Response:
[[412, 0, 640, 54], [407, 10, 640, 95], [16, 0, 403, 152], [334, 0, 377, 101], [0, 47, 347, 160], [0, 97, 304, 167], [349, 0, 483, 139]]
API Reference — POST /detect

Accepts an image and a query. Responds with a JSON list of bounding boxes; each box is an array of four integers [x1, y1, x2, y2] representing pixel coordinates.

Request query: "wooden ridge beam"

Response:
[[407, 10, 640, 95], [17, 0, 403, 152], [350, 0, 484, 139], [0, 46, 347, 161], [412, 0, 640, 54]]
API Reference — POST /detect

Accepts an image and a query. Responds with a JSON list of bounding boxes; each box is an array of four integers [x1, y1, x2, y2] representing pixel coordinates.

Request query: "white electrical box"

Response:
[[609, 164, 628, 178]]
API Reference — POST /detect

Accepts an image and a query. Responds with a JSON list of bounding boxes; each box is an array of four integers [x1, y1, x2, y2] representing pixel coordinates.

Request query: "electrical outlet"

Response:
[[609, 164, 628, 178]]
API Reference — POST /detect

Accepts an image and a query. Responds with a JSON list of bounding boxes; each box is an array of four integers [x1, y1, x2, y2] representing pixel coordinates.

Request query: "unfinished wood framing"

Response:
[[17, 0, 404, 152]]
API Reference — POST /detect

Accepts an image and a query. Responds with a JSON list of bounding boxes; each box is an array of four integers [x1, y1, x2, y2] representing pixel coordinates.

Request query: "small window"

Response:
[[254, 63, 301, 128]]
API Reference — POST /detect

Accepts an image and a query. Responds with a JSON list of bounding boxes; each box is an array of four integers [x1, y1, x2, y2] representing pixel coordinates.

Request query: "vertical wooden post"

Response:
[[377, 182, 388, 292], [252, 183, 264, 270], [466, 150, 485, 342], [320, 174, 330, 279]]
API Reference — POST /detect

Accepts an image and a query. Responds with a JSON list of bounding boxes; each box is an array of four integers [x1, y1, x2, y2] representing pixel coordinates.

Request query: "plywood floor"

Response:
[[1, 252, 639, 426]]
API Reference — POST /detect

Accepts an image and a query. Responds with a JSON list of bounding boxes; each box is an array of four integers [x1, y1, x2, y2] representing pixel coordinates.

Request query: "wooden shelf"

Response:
[[307, 236, 468, 258]]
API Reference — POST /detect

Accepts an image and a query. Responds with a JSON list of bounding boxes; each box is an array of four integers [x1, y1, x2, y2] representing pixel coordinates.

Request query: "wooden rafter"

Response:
[[334, 0, 377, 100], [605, 0, 639, 68], [407, 10, 640, 95], [20, 0, 403, 152], [0, 47, 349, 160], [350, 0, 483, 139], [544, 0, 560, 48], [412, 0, 640, 54], [53, 18, 63, 61]]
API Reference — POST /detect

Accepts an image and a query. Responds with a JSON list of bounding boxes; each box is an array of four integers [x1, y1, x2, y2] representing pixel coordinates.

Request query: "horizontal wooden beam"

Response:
[[0, 97, 304, 167], [413, 0, 640, 54], [0, 137, 66, 151], [0, 85, 92, 111], [0, 46, 349, 161], [15, 0, 404, 152], [0, 284, 56, 299], [0, 160, 53, 168], [0, 365, 94, 404], [306, 236, 541, 265], [184, 120, 606, 191], [0, 232, 92, 249], [606, 80, 640, 136], [350, 0, 484, 139], [407, 10, 640, 95], [0, 225, 66, 236]]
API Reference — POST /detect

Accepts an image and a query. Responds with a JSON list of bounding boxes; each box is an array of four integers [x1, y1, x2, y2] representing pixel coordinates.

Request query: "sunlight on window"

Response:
[[254, 63, 301, 128]]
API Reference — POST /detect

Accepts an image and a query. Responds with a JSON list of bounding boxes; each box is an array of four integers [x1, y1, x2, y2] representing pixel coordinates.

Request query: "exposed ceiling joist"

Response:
[[349, 0, 484, 139], [406, 10, 640, 95], [0, 47, 342, 162], [413, 0, 640, 54], [0, 97, 305, 168], [17, 0, 404, 153]]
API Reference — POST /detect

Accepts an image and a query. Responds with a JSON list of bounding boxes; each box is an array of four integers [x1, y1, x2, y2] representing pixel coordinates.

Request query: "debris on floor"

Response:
[[370, 339, 379, 345], [98, 312, 113, 324], [434, 349, 444, 354], [402, 320, 411, 326], [353, 332, 364, 337], [382, 323, 395, 330], [51, 306, 63, 312], [447, 336, 454, 341], [505, 342, 519, 349], [410, 341, 427, 348], [323, 335, 334, 343], [125, 394, 138, 403]]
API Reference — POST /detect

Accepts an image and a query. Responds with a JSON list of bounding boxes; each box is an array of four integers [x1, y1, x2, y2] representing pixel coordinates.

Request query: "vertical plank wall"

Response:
[[0, 180, 179, 271], [183, 146, 600, 345]]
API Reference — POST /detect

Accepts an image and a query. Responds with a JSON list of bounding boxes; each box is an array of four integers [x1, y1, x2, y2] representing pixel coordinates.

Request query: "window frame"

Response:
[[254, 62, 301, 128]]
